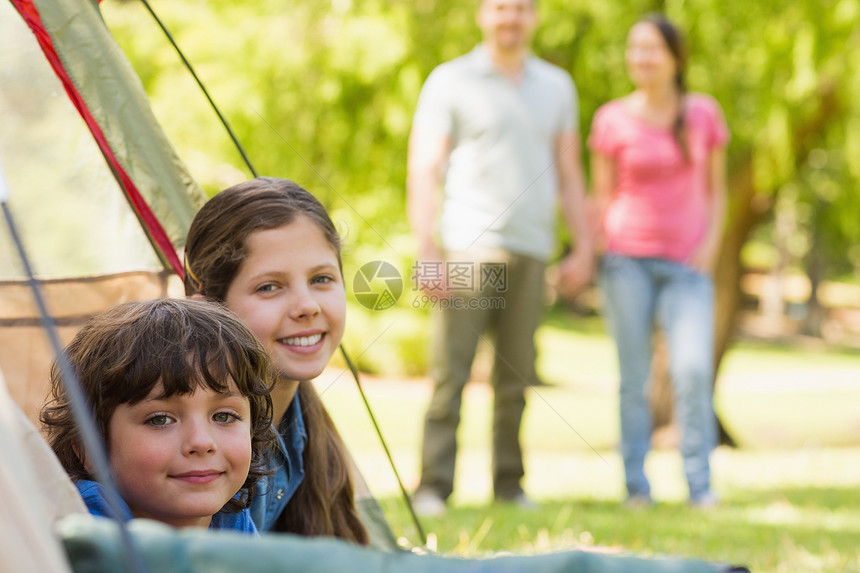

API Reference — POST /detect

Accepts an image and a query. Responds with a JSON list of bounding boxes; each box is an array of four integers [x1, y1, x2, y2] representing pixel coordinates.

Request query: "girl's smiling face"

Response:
[[223, 216, 346, 383], [107, 380, 252, 528]]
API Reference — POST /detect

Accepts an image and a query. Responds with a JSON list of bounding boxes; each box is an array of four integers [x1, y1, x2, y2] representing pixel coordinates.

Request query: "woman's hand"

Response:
[[689, 234, 720, 274]]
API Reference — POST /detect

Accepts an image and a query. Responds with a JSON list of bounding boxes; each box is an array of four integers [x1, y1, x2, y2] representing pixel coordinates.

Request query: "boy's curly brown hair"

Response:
[[41, 298, 275, 513]]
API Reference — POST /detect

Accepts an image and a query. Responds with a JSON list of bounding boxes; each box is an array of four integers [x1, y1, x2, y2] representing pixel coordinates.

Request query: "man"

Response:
[[407, 0, 592, 516]]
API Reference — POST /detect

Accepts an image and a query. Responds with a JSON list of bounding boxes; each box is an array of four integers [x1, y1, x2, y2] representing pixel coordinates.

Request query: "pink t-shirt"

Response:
[[588, 93, 729, 262]]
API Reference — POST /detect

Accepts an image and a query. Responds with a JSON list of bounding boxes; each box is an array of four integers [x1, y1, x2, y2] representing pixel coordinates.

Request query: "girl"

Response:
[[184, 177, 369, 543], [41, 298, 275, 532], [588, 14, 729, 507]]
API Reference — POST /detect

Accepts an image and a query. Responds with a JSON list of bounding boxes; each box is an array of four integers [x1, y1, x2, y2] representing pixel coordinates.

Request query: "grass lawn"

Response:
[[378, 471, 860, 572], [316, 311, 860, 572]]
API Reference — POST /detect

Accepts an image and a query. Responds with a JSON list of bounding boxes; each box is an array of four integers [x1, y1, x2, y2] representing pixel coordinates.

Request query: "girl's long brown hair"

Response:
[[184, 177, 368, 544], [276, 382, 367, 540]]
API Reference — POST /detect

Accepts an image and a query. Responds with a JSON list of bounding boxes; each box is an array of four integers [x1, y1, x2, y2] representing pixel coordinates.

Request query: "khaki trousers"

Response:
[[418, 251, 545, 500]]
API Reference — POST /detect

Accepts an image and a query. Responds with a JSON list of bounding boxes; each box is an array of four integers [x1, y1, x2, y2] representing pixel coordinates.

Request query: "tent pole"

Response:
[[0, 164, 149, 573], [340, 345, 428, 547]]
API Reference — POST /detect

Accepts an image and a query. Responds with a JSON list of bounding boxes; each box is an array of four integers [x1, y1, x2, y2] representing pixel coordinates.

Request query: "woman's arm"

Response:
[[689, 146, 727, 274]]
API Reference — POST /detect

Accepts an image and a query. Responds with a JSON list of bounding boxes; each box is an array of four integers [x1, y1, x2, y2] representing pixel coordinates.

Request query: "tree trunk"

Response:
[[649, 332, 672, 429], [715, 82, 841, 444]]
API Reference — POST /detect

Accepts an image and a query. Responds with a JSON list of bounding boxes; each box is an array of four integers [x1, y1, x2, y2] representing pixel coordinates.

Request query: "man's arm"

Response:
[[556, 130, 594, 296], [406, 124, 451, 293], [589, 149, 616, 253]]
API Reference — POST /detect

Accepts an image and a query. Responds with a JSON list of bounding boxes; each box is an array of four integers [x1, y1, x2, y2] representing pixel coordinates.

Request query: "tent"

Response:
[[1, 0, 401, 552], [0, 367, 85, 573], [0, 1, 746, 571], [1, 0, 203, 423]]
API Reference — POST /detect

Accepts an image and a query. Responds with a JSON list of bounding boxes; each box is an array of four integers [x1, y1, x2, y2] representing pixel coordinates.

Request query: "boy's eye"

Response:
[[213, 412, 238, 423], [146, 414, 173, 427]]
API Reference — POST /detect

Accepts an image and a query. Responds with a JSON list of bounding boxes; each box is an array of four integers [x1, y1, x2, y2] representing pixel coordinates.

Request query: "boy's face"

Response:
[[223, 216, 347, 384], [106, 380, 252, 528]]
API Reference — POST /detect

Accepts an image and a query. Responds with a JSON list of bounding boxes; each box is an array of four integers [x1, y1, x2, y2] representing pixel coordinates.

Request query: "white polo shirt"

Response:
[[412, 44, 578, 261]]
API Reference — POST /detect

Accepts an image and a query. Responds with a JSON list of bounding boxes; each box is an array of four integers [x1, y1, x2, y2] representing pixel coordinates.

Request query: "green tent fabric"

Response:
[[355, 497, 399, 551], [10, 0, 206, 273], [59, 515, 741, 573]]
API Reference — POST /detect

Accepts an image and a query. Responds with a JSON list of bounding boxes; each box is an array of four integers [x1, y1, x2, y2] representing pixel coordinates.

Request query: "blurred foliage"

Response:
[[0, 3, 161, 278], [100, 0, 860, 269], [97, 0, 860, 371]]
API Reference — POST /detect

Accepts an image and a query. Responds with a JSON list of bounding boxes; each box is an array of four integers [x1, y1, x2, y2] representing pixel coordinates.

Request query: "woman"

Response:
[[588, 13, 729, 507]]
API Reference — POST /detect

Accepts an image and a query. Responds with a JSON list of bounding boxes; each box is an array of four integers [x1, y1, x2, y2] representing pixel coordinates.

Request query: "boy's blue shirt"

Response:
[[250, 392, 307, 532], [76, 480, 258, 535]]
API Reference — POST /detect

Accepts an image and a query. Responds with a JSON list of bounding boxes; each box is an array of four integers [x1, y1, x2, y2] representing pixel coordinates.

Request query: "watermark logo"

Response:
[[411, 261, 507, 310], [353, 260, 508, 311], [353, 261, 403, 311], [411, 261, 508, 293]]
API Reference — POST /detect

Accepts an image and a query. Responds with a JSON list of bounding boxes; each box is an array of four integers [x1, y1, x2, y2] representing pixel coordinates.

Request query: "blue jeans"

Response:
[[601, 254, 717, 501]]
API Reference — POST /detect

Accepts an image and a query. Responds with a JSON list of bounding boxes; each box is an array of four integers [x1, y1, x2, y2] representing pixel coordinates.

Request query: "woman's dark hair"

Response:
[[184, 177, 368, 545], [41, 298, 276, 513], [639, 12, 689, 160]]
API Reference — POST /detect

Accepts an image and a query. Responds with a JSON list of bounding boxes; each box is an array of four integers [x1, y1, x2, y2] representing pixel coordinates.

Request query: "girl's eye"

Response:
[[312, 274, 335, 285], [146, 414, 173, 427], [256, 283, 277, 293], [213, 412, 238, 424]]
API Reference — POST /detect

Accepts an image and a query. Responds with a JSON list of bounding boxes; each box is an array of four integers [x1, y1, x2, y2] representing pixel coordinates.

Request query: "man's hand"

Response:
[[414, 245, 451, 297], [558, 248, 594, 298]]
